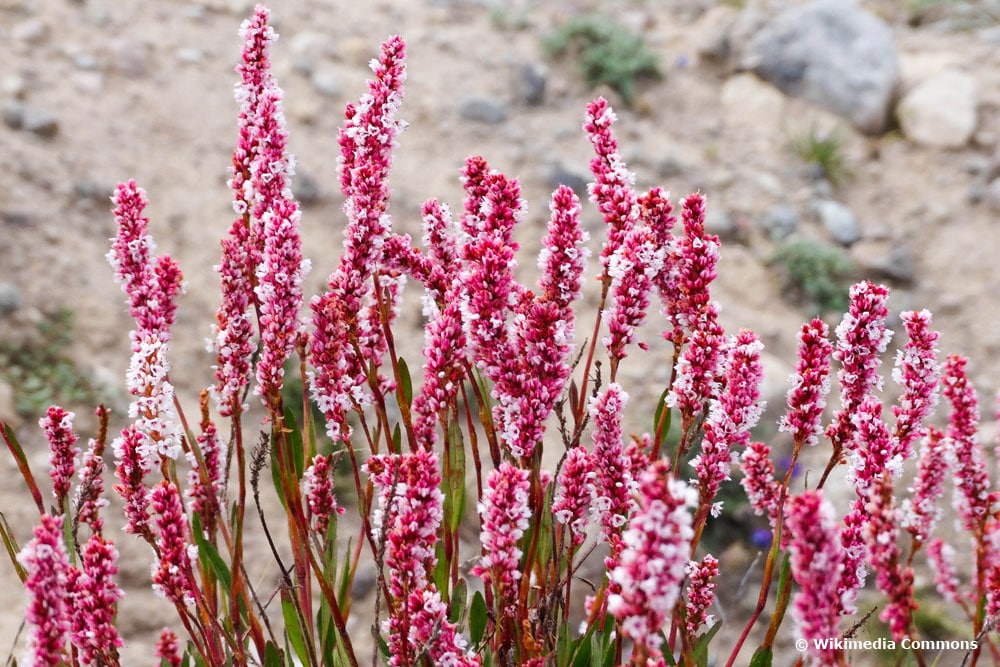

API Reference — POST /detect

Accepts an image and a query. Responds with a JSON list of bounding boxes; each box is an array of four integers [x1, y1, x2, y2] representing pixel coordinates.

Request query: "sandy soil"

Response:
[[2, 0, 1000, 664]]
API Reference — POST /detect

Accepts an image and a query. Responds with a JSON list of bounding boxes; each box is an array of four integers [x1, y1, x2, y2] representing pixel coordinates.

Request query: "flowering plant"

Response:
[[3, 5, 1000, 667]]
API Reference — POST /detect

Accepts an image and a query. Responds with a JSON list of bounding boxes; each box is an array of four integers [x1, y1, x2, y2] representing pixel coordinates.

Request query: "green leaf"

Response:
[[398, 357, 413, 406], [270, 435, 288, 510], [445, 416, 467, 533], [391, 422, 402, 455], [2, 423, 44, 515], [748, 646, 773, 667], [570, 628, 592, 667], [194, 529, 232, 590], [282, 590, 310, 666], [449, 578, 468, 626], [263, 641, 284, 667], [693, 621, 723, 667], [0, 512, 26, 582], [283, 407, 305, 480], [653, 387, 671, 437], [470, 590, 488, 646]]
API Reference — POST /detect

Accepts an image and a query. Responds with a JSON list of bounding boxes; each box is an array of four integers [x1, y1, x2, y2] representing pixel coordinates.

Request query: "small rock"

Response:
[[350, 565, 378, 601], [851, 239, 916, 284], [73, 53, 98, 70], [815, 199, 860, 246], [12, 19, 49, 44], [693, 4, 739, 62], [107, 38, 150, 77], [705, 207, 738, 241], [73, 180, 113, 204], [459, 95, 508, 124], [309, 68, 341, 98], [968, 182, 985, 205], [897, 70, 977, 148], [986, 178, 1000, 212], [657, 155, 683, 179], [71, 71, 104, 93], [518, 62, 546, 106], [1, 74, 27, 98], [741, 0, 899, 134], [720, 73, 786, 136], [293, 172, 321, 206], [759, 204, 800, 240], [1, 211, 34, 227], [0, 283, 21, 316], [543, 163, 588, 197], [174, 48, 205, 64], [2, 102, 58, 137]]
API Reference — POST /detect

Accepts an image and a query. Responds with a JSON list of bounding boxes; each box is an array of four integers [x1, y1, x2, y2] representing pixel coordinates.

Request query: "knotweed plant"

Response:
[[4, 5, 1000, 667]]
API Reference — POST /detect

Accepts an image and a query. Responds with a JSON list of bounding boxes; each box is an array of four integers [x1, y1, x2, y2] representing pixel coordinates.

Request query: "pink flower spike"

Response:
[[211, 220, 256, 416], [69, 534, 124, 664], [538, 185, 589, 321], [607, 460, 696, 656], [590, 384, 637, 548], [739, 441, 781, 529], [640, 187, 677, 298], [151, 481, 198, 608], [685, 554, 719, 635], [18, 514, 71, 667], [901, 427, 948, 544], [397, 588, 481, 667], [112, 425, 152, 537], [825, 281, 892, 457], [891, 309, 940, 461], [366, 451, 445, 601], [693, 329, 765, 511], [927, 539, 963, 607], [779, 318, 833, 448], [941, 355, 992, 534], [583, 97, 639, 274], [603, 224, 664, 366], [663, 192, 721, 344], [666, 308, 726, 422], [75, 436, 109, 535], [552, 446, 597, 547], [472, 462, 531, 616], [304, 453, 345, 536], [412, 295, 467, 450], [41, 405, 79, 510], [786, 491, 846, 666], [156, 627, 183, 667]]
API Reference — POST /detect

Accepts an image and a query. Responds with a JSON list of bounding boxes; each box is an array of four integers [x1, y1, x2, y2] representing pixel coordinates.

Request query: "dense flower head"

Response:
[[603, 224, 664, 365], [825, 281, 892, 455], [156, 627, 183, 667], [151, 481, 198, 608], [69, 534, 124, 664], [303, 453, 345, 536], [693, 329, 765, 512], [891, 309, 940, 460], [75, 436, 109, 534], [472, 462, 531, 615], [107, 179, 184, 345], [666, 309, 727, 420], [18, 514, 71, 667], [584, 97, 639, 273], [112, 425, 152, 536], [590, 384, 638, 546], [552, 446, 597, 546], [538, 185, 589, 319], [640, 187, 677, 297], [391, 588, 481, 667], [41, 405, 78, 509], [941, 354, 992, 533], [663, 192, 720, 342], [838, 508, 867, 617], [901, 427, 948, 543], [412, 294, 467, 449], [126, 332, 182, 467], [779, 318, 833, 448], [608, 461, 696, 655], [366, 450, 444, 601], [188, 416, 226, 530], [926, 538, 962, 607], [739, 441, 782, 529], [685, 554, 719, 635], [787, 492, 846, 666], [419, 198, 461, 293]]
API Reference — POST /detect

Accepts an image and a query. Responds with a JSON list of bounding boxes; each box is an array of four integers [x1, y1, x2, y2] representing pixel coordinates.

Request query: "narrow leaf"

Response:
[[281, 590, 310, 666], [2, 423, 44, 515], [748, 646, 773, 667], [470, 590, 488, 646]]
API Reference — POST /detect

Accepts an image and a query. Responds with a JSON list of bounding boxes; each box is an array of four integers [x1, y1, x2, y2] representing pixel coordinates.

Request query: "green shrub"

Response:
[[791, 126, 851, 187], [771, 236, 856, 313], [544, 15, 660, 106]]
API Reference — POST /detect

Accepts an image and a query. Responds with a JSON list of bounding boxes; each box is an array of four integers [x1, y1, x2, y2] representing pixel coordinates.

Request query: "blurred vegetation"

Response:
[[770, 236, 856, 314], [0, 309, 101, 417], [543, 14, 660, 106], [791, 125, 852, 188]]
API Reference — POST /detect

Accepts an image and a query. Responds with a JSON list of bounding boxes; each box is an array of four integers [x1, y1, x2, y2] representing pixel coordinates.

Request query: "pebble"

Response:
[[174, 48, 205, 64], [759, 204, 800, 240], [107, 38, 150, 77], [897, 70, 978, 148], [543, 163, 588, 197], [459, 95, 508, 125], [968, 182, 985, 206], [1, 74, 27, 99], [12, 19, 49, 44], [73, 180, 113, 204], [309, 67, 341, 98], [705, 207, 739, 242], [657, 155, 683, 179], [518, 62, 546, 106], [815, 199, 860, 246], [1, 211, 34, 227], [0, 283, 21, 316], [2, 102, 59, 138], [851, 239, 916, 284], [692, 4, 740, 62], [293, 172, 321, 206]]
